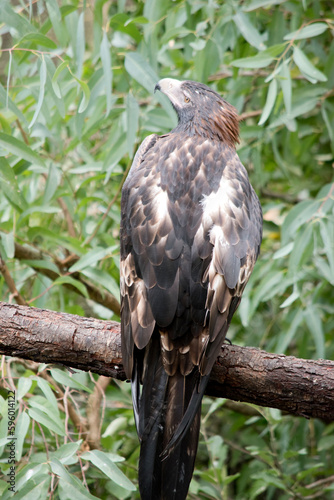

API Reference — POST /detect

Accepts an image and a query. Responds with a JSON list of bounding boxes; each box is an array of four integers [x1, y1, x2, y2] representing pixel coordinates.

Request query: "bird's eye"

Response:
[[184, 96, 190, 103]]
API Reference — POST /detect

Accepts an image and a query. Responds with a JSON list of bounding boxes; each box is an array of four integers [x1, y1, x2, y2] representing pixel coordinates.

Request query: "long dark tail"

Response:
[[133, 336, 209, 500]]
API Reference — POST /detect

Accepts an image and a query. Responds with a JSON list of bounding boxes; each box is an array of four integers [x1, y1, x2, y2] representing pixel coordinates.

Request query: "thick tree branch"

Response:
[[0, 301, 333, 422]]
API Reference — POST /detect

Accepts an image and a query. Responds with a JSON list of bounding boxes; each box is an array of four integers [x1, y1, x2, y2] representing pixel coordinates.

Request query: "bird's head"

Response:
[[155, 78, 239, 146]]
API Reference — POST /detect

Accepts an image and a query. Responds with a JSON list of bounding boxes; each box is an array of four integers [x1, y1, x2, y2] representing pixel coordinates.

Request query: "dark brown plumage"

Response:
[[120, 78, 262, 500]]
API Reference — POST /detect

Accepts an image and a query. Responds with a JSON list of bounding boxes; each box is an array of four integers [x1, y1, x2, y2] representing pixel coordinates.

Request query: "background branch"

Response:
[[11, 239, 120, 315], [0, 301, 333, 422]]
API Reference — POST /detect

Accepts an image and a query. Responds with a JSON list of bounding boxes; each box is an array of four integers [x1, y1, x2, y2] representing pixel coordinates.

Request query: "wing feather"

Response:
[[121, 127, 262, 499], [122, 136, 262, 381]]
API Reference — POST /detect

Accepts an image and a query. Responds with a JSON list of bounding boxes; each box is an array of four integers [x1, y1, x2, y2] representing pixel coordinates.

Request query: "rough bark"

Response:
[[0, 301, 333, 421]]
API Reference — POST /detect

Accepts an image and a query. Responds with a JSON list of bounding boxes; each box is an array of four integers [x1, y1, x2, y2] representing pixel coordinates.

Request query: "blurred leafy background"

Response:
[[0, 0, 333, 498]]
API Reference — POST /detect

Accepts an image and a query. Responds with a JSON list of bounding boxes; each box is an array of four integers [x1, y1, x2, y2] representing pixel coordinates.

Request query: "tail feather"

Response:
[[137, 337, 168, 499], [136, 335, 208, 500], [160, 375, 202, 500], [161, 373, 209, 458]]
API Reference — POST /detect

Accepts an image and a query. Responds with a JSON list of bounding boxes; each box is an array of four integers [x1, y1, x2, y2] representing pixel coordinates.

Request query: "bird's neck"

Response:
[[177, 101, 240, 147]]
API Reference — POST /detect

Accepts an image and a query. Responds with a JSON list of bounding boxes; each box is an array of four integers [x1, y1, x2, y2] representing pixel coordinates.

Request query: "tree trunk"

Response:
[[0, 301, 333, 421]]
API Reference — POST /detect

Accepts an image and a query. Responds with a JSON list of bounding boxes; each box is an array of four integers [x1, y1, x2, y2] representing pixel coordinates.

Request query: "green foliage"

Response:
[[0, 0, 333, 498]]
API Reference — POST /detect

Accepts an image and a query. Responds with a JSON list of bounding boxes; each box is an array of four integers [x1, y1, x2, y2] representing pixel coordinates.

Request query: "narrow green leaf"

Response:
[[284, 22, 328, 41], [58, 478, 99, 500], [53, 276, 89, 298], [76, 12, 85, 80], [18, 206, 61, 229], [69, 246, 114, 272], [315, 255, 334, 285], [1, 232, 15, 259], [1, 1, 36, 35], [40, 4, 76, 35], [280, 60, 291, 113], [51, 61, 68, 99], [233, 11, 267, 51], [43, 164, 60, 203], [81, 450, 136, 491], [29, 57, 47, 128], [265, 43, 288, 57], [50, 368, 93, 393], [143, 0, 167, 23], [321, 103, 334, 143], [288, 223, 313, 274], [273, 242, 294, 260], [280, 289, 299, 308], [275, 309, 303, 354], [102, 417, 128, 439], [269, 98, 318, 129], [281, 200, 319, 244], [50, 457, 99, 499], [17, 378, 32, 400], [232, 43, 286, 69], [0, 133, 45, 167], [6, 50, 12, 110], [243, 0, 286, 11], [231, 53, 274, 69], [109, 13, 143, 43], [293, 46, 327, 83], [35, 377, 59, 415], [161, 27, 192, 44], [52, 441, 81, 465], [100, 31, 113, 116], [318, 435, 334, 452], [124, 16, 149, 26], [18, 32, 57, 49], [15, 463, 49, 492], [0, 83, 27, 124], [316, 183, 334, 214], [21, 259, 59, 274], [77, 79, 91, 113], [252, 270, 285, 306], [126, 93, 139, 157], [265, 62, 283, 83], [0, 114, 11, 134], [304, 307, 325, 359], [7, 478, 49, 500], [189, 38, 206, 51], [15, 412, 30, 461], [103, 134, 128, 173], [45, 0, 64, 42], [258, 79, 277, 125], [42, 55, 65, 119], [29, 397, 62, 425], [125, 52, 159, 92], [81, 267, 120, 300], [27, 227, 84, 254], [319, 219, 334, 281], [28, 407, 65, 435], [0, 157, 27, 211], [124, 52, 176, 122]]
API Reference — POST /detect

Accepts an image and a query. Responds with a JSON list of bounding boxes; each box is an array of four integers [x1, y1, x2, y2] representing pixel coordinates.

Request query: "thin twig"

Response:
[[57, 197, 77, 238], [16, 119, 29, 145], [0, 253, 28, 306]]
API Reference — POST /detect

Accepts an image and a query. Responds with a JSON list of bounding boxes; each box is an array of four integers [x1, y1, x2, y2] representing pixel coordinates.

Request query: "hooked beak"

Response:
[[153, 78, 184, 108]]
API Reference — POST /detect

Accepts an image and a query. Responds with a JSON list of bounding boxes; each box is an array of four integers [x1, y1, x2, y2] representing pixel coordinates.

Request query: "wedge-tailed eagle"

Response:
[[120, 78, 263, 500]]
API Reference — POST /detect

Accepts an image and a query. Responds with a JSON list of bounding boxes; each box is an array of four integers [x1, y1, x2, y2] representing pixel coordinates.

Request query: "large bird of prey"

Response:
[[120, 78, 262, 500]]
